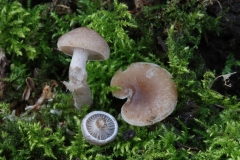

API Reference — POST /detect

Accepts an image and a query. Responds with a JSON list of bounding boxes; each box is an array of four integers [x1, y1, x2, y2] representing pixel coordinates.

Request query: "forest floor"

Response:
[[200, 0, 240, 97]]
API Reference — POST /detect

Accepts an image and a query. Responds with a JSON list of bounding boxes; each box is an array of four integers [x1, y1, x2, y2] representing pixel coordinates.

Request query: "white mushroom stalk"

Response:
[[57, 27, 110, 110], [62, 48, 92, 110], [69, 48, 88, 82]]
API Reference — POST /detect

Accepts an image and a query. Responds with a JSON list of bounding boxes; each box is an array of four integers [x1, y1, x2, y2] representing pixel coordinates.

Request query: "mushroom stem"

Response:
[[96, 117, 107, 130], [69, 48, 88, 83], [63, 48, 93, 110]]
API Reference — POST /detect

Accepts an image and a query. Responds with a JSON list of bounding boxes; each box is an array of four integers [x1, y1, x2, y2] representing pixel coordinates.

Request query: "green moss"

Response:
[[0, 1, 41, 59], [0, 0, 240, 159]]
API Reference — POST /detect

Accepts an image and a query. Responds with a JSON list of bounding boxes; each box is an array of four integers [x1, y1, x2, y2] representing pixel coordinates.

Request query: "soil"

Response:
[[201, 0, 240, 97], [202, 0, 240, 74]]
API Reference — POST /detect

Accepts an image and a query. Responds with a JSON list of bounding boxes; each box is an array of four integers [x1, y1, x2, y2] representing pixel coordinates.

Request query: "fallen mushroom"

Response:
[[57, 27, 110, 110], [81, 111, 118, 146], [110, 62, 178, 126]]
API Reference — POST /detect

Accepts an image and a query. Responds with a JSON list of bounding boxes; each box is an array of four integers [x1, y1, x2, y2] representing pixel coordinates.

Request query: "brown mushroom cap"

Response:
[[57, 27, 110, 60], [110, 62, 178, 126]]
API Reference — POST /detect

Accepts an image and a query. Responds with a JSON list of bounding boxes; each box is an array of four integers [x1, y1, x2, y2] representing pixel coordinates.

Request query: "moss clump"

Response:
[[0, 0, 240, 159]]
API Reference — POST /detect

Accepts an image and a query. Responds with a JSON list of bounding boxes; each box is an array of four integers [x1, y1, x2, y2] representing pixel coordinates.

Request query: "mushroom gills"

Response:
[[81, 111, 118, 145], [86, 114, 115, 140]]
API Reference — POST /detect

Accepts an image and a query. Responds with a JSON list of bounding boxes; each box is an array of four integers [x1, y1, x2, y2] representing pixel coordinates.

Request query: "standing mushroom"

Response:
[[57, 27, 110, 110], [81, 111, 118, 146], [110, 62, 178, 126]]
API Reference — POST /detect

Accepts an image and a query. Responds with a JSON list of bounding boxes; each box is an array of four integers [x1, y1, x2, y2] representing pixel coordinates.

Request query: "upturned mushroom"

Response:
[[81, 111, 118, 146], [110, 62, 178, 126], [57, 27, 110, 110]]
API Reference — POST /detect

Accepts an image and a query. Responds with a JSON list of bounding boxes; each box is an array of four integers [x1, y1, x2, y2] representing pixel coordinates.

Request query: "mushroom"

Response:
[[57, 27, 110, 110], [81, 111, 118, 146], [110, 62, 178, 126]]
